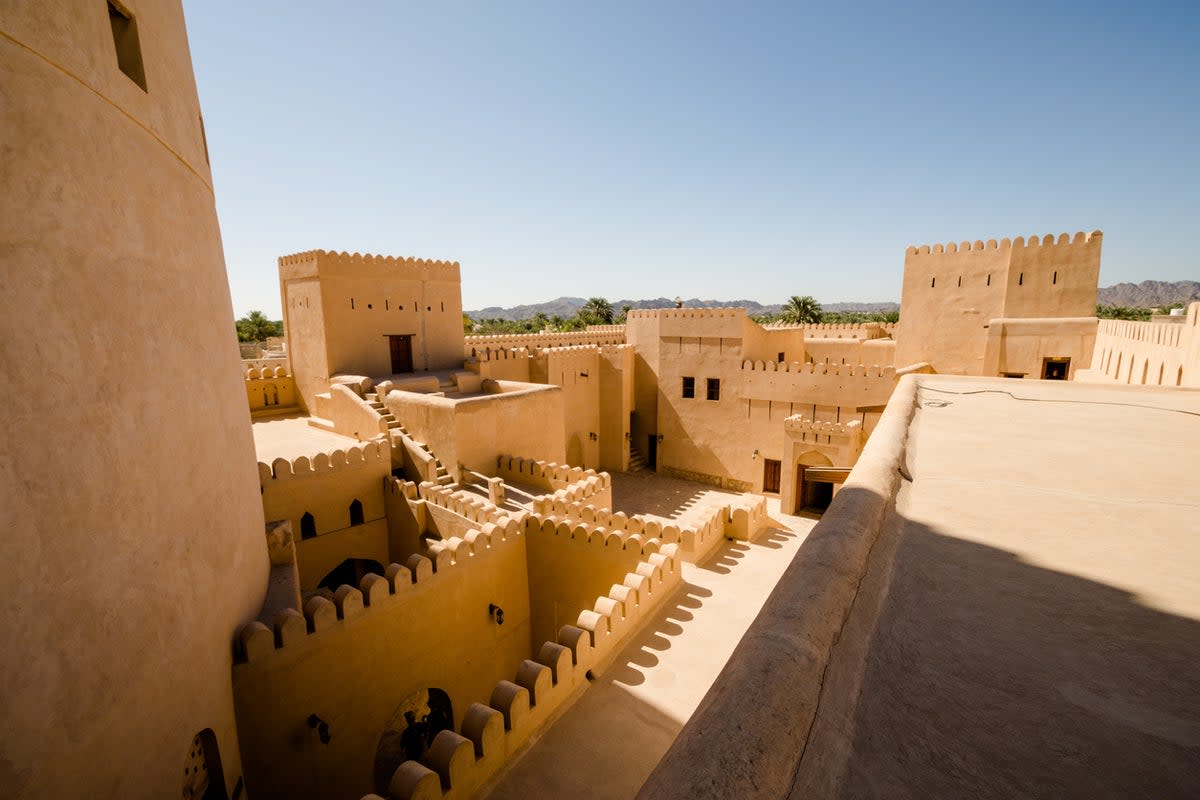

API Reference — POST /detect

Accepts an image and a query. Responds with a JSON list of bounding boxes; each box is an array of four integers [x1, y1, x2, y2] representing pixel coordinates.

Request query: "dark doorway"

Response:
[[300, 512, 316, 540], [349, 499, 364, 526], [374, 689, 455, 793], [182, 728, 227, 800], [803, 479, 834, 511], [388, 334, 414, 373], [762, 458, 781, 494], [646, 434, 657, 470], [318, 558, 386, 592], [1042, 357, 1070, 380]]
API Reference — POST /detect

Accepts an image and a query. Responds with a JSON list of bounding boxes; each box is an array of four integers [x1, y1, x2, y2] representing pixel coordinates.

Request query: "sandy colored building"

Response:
[[3, 4, 1196, 800]]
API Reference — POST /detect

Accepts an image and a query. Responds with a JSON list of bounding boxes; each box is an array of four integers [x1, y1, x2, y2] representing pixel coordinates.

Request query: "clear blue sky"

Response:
[[184, 0, 1199, 318]]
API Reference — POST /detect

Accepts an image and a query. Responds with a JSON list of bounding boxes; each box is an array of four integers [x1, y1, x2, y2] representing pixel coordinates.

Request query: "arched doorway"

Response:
[[349, 499, 364, 526], [374, 689, 455, 792], [793, 451, 834, 514], [318, 558, 385, 592], [300, 512, 316, 540]]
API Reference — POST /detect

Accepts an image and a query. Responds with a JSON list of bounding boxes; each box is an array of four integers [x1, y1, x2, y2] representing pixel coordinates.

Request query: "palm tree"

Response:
[[236, 310, 282, 342], [780, 295, 822, 325], [579, 297, 614, 325]]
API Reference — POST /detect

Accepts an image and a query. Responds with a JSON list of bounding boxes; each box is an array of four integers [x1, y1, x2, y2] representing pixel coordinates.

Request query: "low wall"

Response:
[[347, 530, 683, 800], [740, 360, 897, 407], [495, 455, 613, 508], [637, 376, 920, 799], [1080, 304, 1199, 387], [464, 327, 626, 357]]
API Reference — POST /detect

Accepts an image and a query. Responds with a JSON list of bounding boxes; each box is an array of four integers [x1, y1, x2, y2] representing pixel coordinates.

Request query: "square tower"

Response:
[[280, 250, 464, 410]]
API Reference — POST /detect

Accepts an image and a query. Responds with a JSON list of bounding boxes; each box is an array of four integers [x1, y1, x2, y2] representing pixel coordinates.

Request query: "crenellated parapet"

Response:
[[784, 416, 864, 439], [278, 249, 461, 281], [495, 455, 611, 497], [626, 307, 744, 320], [741, 360, 895, 378], [471, 346, 531, 363], [257, 439, 390, 483], [464, 328, 626, 357], [905, 230, 1102, 256], [347, 534, 682, 800]]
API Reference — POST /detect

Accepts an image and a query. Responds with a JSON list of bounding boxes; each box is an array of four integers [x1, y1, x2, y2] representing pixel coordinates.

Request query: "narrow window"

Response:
[[777, 352, 785, 362], [987, 274, 991, 286], [300, 512, 316, 540], [108, 2, 147, 91], [706, 378, 721, 401], [385, 300, 389, 310], [1053, 271, 1058, 285], [931, 277, 936, 288], [349, 499, 364, 526], [681, 376, 695, 398], [1018, 273, 1024, 286], [440, 302, 445, 312], [957, 276, 962, 287], [350, 298, 355, 310]]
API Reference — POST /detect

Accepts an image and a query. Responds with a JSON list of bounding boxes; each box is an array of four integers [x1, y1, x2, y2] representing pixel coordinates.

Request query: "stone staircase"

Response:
[[626, 444, 648, 473], [365, 391, 455, 486]]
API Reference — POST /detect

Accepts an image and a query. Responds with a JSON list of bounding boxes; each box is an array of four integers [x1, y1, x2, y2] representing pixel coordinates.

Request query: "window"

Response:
[[108, 2, 147, 91], [349, 499, 364, 526], [681, 376, 695, 398], [1042, 358, 1070, 380], [300, 512, 316, 540], [777, 352, 785, 362], [706, 378, 721, 401]]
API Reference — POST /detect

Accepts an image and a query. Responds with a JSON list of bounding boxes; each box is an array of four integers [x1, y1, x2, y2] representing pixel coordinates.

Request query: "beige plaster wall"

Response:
[[475, 349, 533, 382], [982, 317, 1097, 379], [541, 348, 603, 469], [0, 4, 268, 797], [464, 327, 626, 357], [232, 528, 533, 800], [385, 383, 566, 481]]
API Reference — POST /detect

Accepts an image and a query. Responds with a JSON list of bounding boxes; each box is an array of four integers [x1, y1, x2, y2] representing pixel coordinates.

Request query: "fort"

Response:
[[1, 4, 1197, 800]]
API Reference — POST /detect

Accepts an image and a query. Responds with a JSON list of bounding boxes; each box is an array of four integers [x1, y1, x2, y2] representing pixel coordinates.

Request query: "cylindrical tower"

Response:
[[0, 3, 267, 797]]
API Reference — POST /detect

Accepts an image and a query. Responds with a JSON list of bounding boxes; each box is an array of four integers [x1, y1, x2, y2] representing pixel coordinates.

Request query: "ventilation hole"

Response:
[[931, 277, 936, 288], [350, 298, 355, 309], [1018, 273, 1024, 286], [1053, 271, 1058, 284], [367, 303, 373, 310], [987, 274, 991, 286], [957, 276, 962, 287]]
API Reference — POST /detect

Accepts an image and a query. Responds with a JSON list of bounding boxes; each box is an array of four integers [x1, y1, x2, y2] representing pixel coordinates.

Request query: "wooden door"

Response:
[[763, 458, 781, 493], [388, 335, 413, 373]]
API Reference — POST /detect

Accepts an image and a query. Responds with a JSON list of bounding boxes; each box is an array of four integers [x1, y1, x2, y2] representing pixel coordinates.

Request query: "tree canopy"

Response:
[[236, 310, 283, 342], [780, 295, 823, 324]]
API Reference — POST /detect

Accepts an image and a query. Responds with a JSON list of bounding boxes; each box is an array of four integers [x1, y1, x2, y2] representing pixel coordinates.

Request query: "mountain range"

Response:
[[466, 281, 1199, 320]]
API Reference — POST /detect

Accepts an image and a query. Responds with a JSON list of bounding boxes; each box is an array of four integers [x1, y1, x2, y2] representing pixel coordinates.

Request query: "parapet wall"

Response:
[[464, 328, 626, 357], [1082, 302, 1200, 387], [257, 439, 390, 482], [784, 415, 863, 439], [904, 230, 1101, 255], [740, 360, 897, 407], [279, 249, 461, 282], [625, 307, 744, 321], [495, 455, 612, 502]]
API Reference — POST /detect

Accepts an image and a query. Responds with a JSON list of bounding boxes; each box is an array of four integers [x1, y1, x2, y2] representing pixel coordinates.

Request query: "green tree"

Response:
[[1096, 305, 1151, 321], [462, 313, 475, 334], [780, 295, 823, 324], [579, 297, 614, 325], [236, 310, 282, 342]]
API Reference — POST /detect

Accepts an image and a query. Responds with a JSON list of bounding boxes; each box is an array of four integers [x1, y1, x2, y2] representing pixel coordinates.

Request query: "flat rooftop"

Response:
[[251, 415, 361, 463], [645, 376, 1200, 799]]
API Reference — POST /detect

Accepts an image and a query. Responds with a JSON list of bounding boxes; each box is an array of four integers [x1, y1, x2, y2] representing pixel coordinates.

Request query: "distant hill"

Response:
[[466, 296, 898, 321], [466, 280, 1198, 321], [1097, 280, 1199, 308]]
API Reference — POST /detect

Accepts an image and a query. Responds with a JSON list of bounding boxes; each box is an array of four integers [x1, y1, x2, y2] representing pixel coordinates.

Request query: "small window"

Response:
[[108, 2, 147, 91], [706, 378, 721, 401], [986, 274, 991, 286], [350, 298, 355, 309], [1042, 358, 1070, 380], [300, 512, 316, 540], [681, 377, 695, 398], [349, 499, 364, 526], [1018, 273, 1024, 286], [957, 276, 962, 287], [777, 352, 785, 362], [1052, 271, 1058, 285], [931, 277, 936, 288]]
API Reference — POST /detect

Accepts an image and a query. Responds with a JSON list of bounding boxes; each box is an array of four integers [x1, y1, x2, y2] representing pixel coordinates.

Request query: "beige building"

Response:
[[4, 4, 1195, 800]]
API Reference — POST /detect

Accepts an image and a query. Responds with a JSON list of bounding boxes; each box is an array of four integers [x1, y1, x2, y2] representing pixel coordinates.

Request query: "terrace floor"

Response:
[[480, 490, 818, 800]]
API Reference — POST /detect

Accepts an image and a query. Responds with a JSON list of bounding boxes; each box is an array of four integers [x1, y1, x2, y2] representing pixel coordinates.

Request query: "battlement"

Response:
[[464, 329, 626, 357], [245, 364, 290, 380], [523, 513, 667, 558], [905, 230, 1102, 256], [278, 249, 461, 281], [530, 497, 740, 560], [472, 346, 531, 363], [784, 415, 863, 438], [741, 360, 894, 378], [495, 455, 611, 496], [257, 439, 389, 482], [626, 307, 744, 320]]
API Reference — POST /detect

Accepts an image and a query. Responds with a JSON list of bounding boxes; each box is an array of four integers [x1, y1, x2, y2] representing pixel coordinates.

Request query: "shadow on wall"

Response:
[[640, 486, 1200, 800], [810, 520, 1200, 800], [610, 471, 742, 519]]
